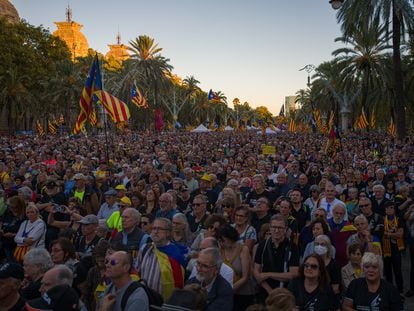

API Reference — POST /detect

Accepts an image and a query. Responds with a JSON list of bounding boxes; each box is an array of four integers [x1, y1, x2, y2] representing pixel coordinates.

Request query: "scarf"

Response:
[[383, 216, 405, 257]]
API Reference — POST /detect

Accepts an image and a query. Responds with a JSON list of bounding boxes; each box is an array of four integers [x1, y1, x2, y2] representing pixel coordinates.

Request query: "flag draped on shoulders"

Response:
[[154, 243, 185, 301], [73, 55, 102, 134], [131, 82, 148, 108]]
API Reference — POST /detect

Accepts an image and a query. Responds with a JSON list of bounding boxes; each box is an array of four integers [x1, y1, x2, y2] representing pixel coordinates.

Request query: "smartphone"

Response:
[[53, 205, 66, 213]]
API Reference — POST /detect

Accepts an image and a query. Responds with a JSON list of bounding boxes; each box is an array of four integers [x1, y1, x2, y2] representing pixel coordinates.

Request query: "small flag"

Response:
[[94, 90, 130, 123], [357, 108, 369, 129], [370, 111, 375, 129], [36, 120, 45, 137], [288, 119, 296, 133], [131, 82, 148, 108], [388, 118, 396, 138], [207, 89, 221, 103], [155, 108, 163, 132], [48, 120, 57, 135], [279, 105, 285, 116], [58, 114, 64, 124]]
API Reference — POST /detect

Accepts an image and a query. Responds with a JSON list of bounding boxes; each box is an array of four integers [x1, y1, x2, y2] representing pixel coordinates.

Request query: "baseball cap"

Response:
[[73, 173, 86, 180], [119, 196, 132, 206], [200, 173, 212, 182], [104, 189, 117, 196], [26, 285, 79, 311], [115, 184, 127, 191], [0, 262, 24, 280], [77, 214, 99, 225]]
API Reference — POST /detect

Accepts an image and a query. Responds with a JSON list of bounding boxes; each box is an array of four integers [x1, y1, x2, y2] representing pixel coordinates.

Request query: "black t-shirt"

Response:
[[250, 213, 271, 238], [254, 238, 300, 289], [345, 278, 403, 311], [288, 277, 339, 311], [245, 189, 273, 207], [187, 213, 208, 233], [8, 296, 26, 311], [291, 204, 311, 233], [21, 278, 41, 300], [326, 259, 341, 287]]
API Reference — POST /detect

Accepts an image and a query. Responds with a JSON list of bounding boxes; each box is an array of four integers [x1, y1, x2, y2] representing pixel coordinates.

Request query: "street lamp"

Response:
[[329, 0, 344, 10], [299, 64, 315, 88]]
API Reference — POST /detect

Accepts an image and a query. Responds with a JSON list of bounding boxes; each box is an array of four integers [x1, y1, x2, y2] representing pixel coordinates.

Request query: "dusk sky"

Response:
[[13, 0, 343, 114]]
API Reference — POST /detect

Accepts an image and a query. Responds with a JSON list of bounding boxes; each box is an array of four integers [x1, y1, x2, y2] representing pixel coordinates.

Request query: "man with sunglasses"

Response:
[[359, 197, 384, 239], [101, 251, 149, 311]]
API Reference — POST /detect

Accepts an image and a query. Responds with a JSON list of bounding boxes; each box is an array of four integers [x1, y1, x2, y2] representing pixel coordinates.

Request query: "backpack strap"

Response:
[[121, 281, 141, 311]]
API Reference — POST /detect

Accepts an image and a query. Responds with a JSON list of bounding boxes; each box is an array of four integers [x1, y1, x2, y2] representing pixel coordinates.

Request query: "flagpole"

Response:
[[99, 55, 110, 167]]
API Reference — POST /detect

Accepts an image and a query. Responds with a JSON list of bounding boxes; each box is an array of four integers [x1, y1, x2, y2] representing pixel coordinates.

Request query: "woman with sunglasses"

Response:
[[288, 254, 339, 310], [343, 252, 403, 310]]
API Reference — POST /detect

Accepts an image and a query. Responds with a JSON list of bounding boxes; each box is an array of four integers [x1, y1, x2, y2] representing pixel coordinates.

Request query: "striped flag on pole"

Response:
[[131, 82, 148, 108], [36, 120, 45, 137], [288, 118, 296, 133], [94, 90, 130, 123], [357, 109, 369, 129], [388, 118, 396, 138], [48, 120, 57, 135]]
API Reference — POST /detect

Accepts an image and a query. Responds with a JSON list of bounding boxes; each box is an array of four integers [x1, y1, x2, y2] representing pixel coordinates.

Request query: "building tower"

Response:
[[0, 0, 20, 24], [53, 5, 90, 61], [105, 31, 130, 70]]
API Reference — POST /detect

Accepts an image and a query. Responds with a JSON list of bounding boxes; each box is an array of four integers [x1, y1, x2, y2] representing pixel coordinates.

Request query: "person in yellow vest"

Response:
[[107, 196, 131, 236], [69, 173, 99, 215], [382, 201, 404, 293]]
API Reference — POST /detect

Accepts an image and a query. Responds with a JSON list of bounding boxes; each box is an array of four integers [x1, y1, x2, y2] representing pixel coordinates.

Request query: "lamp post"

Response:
[[329, 0, 344, 10], [299, 64, 315, 88]]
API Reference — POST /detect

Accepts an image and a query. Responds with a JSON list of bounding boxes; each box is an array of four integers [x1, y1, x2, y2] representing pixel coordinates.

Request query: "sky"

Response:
[[12, 0, 344, 115]]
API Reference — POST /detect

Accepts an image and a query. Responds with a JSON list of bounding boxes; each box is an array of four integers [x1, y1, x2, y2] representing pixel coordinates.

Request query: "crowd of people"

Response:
[[0, 130, 413, 311]]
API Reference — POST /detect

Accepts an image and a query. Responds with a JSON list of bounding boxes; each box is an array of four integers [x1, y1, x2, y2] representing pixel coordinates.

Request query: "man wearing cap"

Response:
[[75, 214, 102, 267], [115, 184, 127, 199], [0, 262, 26, 311], [36, 179, 68, 248], [107, 196, 132, 234], [97, 189, 119, 220], [177, 185, 192, 213], [191, 173, 218, 213], [69, 173, 99, 215]]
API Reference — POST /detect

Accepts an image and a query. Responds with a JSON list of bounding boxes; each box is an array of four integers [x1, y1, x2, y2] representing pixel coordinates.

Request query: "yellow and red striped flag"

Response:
[[388, 118, 396, 138], [131, 82, 148, 108], [370, 110, 375, 129], [94, 90, 130, 123], [73, 55, 100, 134], [36, 120, 45, 137], [328, 111, 335, 129], [357, 109, 369, 129], [48, 120, 57, 135], [288, 118, 296, 133]]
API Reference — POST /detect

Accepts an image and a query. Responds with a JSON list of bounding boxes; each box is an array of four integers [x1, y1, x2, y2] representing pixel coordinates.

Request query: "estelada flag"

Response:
[[94, 90, 130, 123], [131, 82, 148, 108]]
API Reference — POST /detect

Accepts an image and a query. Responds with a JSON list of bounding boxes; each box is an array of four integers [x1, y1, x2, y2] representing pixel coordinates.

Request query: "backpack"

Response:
[[120, 281, 163, 311]]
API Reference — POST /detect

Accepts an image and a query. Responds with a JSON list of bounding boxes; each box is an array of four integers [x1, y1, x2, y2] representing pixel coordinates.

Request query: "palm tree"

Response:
[[0, 66, 32, 133], [337, 0, 414, 138], [332, 15, 390, 119], [128, 35, 173, 129]]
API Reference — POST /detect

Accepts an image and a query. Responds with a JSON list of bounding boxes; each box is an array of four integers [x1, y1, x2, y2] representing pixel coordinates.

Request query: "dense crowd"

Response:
[[0, 130, 413, 311]]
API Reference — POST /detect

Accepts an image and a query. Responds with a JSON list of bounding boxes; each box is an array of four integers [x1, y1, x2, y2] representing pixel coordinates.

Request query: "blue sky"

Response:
[[13, 0, 343, 114]]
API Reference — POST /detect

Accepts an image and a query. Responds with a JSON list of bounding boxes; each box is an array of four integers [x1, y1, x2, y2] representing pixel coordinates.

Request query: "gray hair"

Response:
[[361, 252, 383, 274], [18, 186, 33, 201], [54, 264, 74, 286], [23, 248, 53, 273], [332, 202, 346, 213], [354, 214, 368, 224], [227, 179, 239, 187], [315, 234, 333, 258], [201, 247, 222, 270], [373, 184, 385, 192], [154, 217, 172, 232], [122, 208, 141, 223]]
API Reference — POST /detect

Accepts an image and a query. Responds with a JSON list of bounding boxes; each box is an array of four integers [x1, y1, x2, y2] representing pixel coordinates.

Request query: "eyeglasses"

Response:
[[235, 214, 247, 218], [196, 261, 215, 270], [141, 222, 149, 225], [270, 226, 286, 231], [304, 263, 319, 270], [359, 204, 370, 208], [152, 227, 169, 232], [193, 203, 203, 206], [222, 205, 231, 208]]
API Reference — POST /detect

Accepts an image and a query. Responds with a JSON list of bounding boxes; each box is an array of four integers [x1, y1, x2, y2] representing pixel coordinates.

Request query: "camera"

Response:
[[53, 205, 66, 213]]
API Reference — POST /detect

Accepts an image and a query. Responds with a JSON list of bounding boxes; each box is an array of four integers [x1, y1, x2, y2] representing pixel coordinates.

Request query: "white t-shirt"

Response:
[[189, 262, 234, 288]]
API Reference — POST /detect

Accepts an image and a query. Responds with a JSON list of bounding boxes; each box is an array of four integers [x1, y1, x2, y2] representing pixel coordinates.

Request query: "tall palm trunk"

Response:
[[392, 0, 406, 139]]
